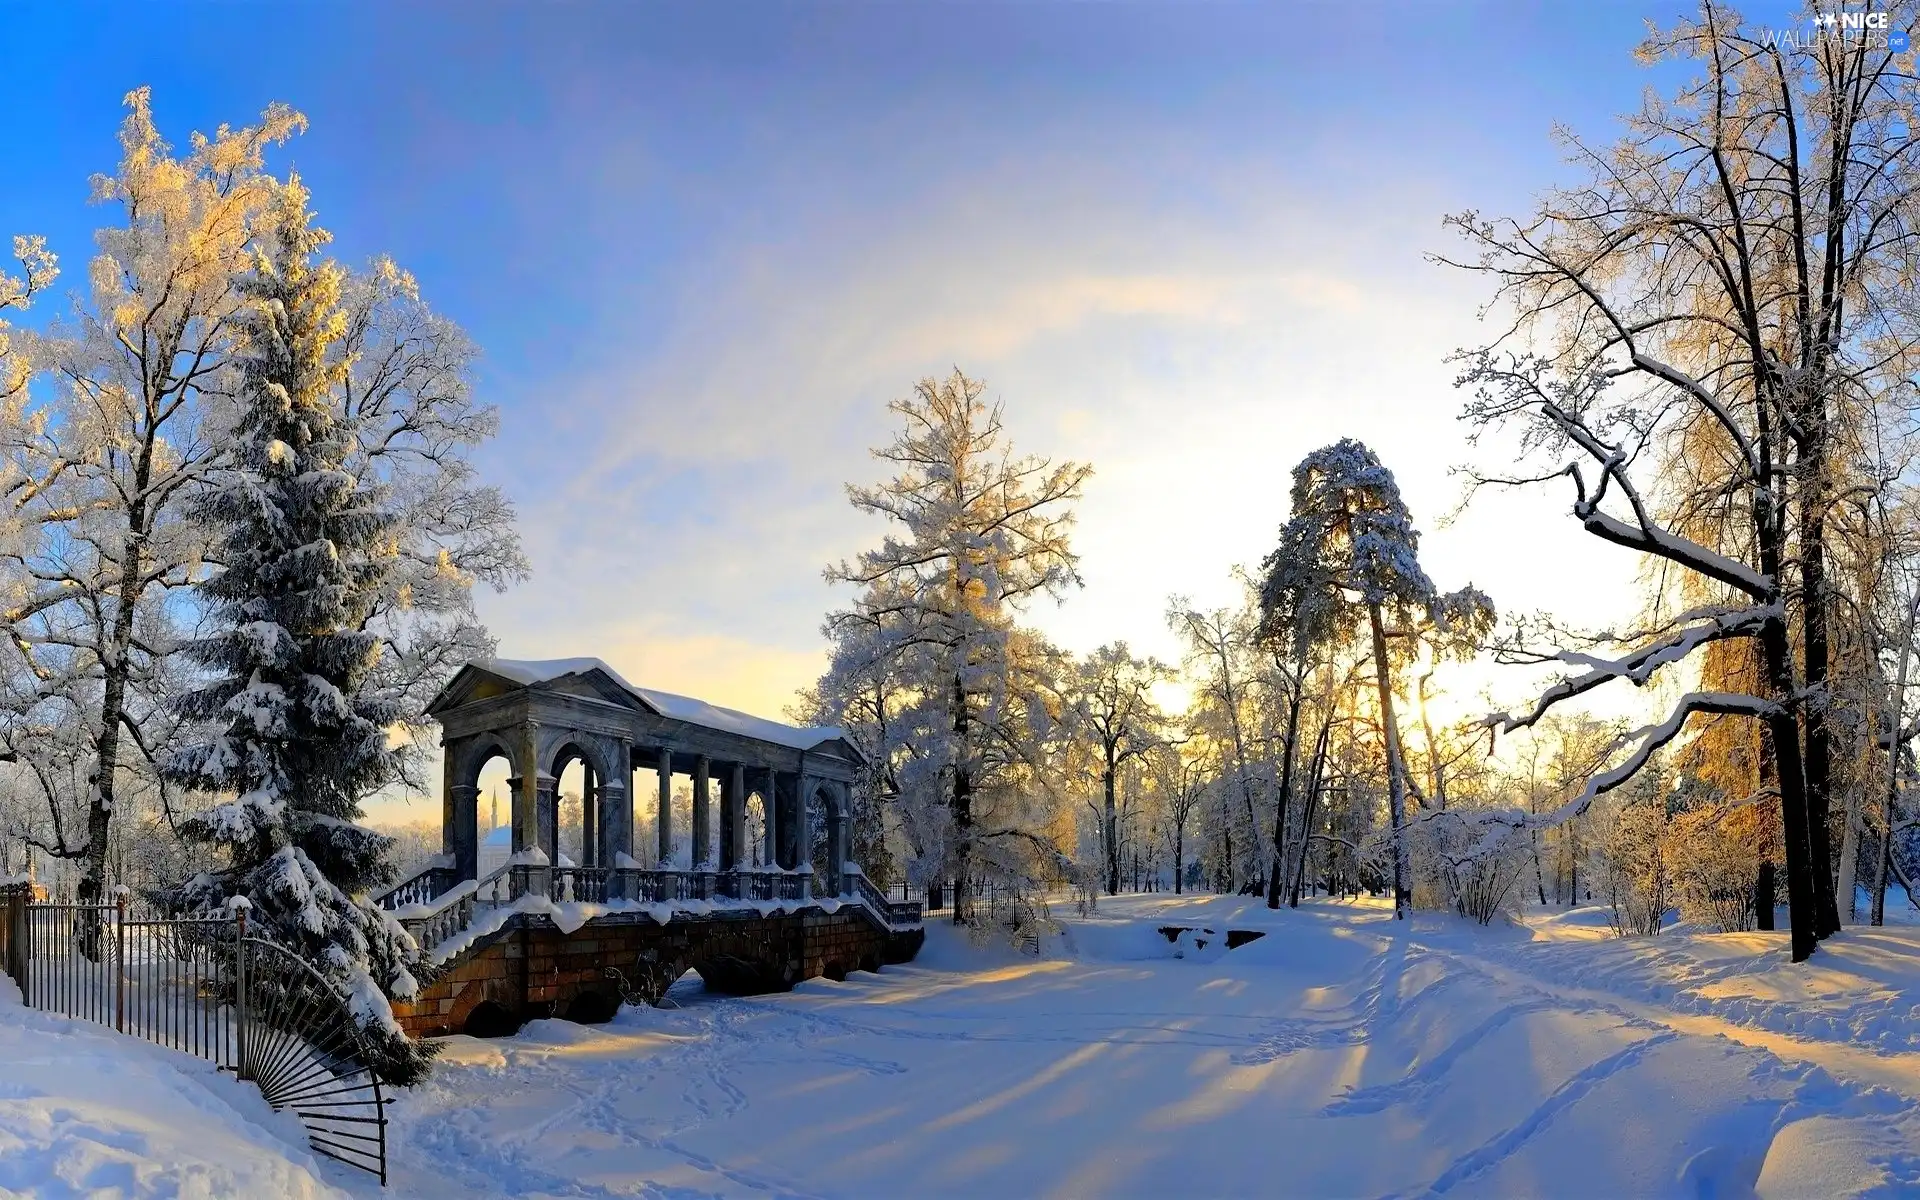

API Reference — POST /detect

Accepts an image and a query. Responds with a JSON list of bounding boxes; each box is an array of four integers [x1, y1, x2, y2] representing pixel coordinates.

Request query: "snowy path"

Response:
[[367, 898, 1920, 1199]]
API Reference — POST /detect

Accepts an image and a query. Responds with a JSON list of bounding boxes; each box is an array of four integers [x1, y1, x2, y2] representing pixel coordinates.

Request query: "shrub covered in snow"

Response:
[[1668, 806, 1760, 933], [1421, 813, 1529, 926], [1604, 798, 1674, 937]]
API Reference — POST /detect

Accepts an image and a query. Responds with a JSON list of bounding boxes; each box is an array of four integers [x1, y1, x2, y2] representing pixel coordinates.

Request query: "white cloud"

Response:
[[474, 136, 1641, 730]]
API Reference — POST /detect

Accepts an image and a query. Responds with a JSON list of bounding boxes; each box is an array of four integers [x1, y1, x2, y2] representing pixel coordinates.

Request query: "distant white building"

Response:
[[477, 823, 576, 877], [478, 825, 513, 878]]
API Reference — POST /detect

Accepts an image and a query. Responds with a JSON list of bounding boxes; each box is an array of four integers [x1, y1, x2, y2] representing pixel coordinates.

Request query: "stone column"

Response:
[[692, 756, 712, 868], [762, 768, 779, 868], [536, 773, 559, 865], [600, 780, 628, 869], [833, 782, 852, 894], [511, 722, 543, 861], [450, 782, 479, 882], [656, 748, 674, 866], [795, 771, 815, 893], [509, 774, 533, 855], [616, 741, 636, 863], [444, 739, 478, 881], [722, 763, 746, 871], [581, 764, 598, 868]]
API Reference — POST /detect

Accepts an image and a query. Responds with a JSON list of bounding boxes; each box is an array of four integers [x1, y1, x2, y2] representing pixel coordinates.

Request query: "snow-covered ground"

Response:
[[359, 895, 1920, 1199], [0, 976, 344, 1198]]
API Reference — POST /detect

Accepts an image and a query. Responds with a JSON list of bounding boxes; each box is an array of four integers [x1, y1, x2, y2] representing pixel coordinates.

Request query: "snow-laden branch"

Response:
[[1485, 603, 1779, 733], [1427, 692, 1783, 861], [1540, 401, 1773, 600]]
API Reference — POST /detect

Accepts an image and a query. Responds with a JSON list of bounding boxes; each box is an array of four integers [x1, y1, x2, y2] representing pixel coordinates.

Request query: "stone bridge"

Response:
[[377, 658, 923, 1038]]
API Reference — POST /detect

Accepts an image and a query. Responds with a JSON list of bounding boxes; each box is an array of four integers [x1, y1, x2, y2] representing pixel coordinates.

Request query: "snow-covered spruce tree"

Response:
[[161, 181, 431, 1084]]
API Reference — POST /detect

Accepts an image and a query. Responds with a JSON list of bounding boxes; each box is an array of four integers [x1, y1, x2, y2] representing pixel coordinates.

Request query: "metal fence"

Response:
[[0, 889, 388, 1185]]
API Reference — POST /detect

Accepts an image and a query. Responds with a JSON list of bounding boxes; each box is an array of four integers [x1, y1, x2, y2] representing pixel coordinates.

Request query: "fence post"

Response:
[[234, 902, 250, 1081], [18, 889, 28, 1003], [114, 890, 127, 1034], [1, 886, 22, 996]]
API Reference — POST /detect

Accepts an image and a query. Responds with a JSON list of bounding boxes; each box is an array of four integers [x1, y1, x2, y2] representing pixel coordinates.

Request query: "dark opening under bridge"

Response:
[[376, 658, 923, 1037]]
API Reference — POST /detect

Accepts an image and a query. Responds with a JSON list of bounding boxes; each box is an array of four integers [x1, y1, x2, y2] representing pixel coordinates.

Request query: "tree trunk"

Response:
[[1872, 590, 1918, 927], [1801, 489, 1842, 939], [1756, 860, 1776, 930], [951, 672, 972, 926], [1759, 615, 1820, 962], [1837, 787, 1862, 924], [1369, 603, 1411, 918], [1103, 749, 1120, 895], [1289, 720, 1331, 909], [1174, 823, 1184, 895], [1266, 665, 1305, 909]]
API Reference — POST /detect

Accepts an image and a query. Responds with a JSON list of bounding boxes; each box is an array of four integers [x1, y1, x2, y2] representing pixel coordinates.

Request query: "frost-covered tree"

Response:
[[1268, 439, 1490, 919], [1448, 6, 1920, 960], [334, 259, 527, 790], [1167, 601, 1265, 892], [0, 235, 55, 407], [1257, 495, 1345, 907], [0, 93, 520, 920], [823, 369, 1089, 925], [1147, 740, 1208, 895], [1067, 642, 1169, 895], [160, 181, 429, 1083], [1, 90, 303, 908]]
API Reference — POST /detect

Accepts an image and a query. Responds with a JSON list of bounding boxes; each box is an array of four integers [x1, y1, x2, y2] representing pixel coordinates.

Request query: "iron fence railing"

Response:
[[847, 870, 924, 928], [0, 887, 388, 1186]]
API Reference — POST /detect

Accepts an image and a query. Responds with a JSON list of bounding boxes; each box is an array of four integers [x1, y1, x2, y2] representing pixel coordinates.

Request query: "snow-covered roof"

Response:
[[479, 657, 850, 754]]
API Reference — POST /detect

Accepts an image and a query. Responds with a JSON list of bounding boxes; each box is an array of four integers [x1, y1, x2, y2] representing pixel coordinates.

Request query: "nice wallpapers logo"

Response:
[[1761, 8, 1909, 51]]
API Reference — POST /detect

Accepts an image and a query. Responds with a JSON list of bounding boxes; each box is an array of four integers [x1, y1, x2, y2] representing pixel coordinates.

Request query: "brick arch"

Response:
[[443, 970, 524, 1035]]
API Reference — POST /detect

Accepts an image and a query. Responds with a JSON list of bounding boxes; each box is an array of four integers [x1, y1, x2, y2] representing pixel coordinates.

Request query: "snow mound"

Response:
[[0, 981, 343, 1198]]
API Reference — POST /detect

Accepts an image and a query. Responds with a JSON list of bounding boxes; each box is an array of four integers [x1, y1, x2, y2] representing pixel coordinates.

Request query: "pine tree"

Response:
[[162, 179, 432, 1083]]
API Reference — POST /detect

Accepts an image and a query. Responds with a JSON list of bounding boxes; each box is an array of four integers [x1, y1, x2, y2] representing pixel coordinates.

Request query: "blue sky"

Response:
[[5, 2, 1720, 808]]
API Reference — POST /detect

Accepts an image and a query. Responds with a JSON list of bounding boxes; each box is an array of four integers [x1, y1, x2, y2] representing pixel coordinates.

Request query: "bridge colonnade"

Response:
[[433, 661, 860, 900]]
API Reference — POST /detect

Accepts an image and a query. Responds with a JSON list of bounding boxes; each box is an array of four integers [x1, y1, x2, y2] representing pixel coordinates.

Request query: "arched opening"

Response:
[[556, 755, 589, 868], [745, 793, 768, 868], [808, 782, 848, 893], [809, 785, 834, 880], [549, 742, 604, 869], [475, 750, 515, 883], [562, 989, 619, 1025], [463, 1000, 522, 1039]]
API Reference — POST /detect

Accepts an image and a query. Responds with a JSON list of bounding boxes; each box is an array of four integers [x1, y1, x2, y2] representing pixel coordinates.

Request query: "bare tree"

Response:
[[1448, 7, 1920, 960], [1068, 642, 1169, 894]]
